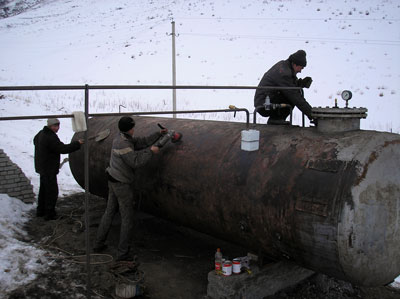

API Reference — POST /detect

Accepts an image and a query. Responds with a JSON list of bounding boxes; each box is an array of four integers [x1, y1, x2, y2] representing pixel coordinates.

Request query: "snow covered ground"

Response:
[[0, 0, 399, 295], [0, 193, 49, 294]]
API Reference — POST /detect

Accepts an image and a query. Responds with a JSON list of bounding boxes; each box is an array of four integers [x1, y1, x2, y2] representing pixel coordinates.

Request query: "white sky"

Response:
[[0, 0, 399, 295]]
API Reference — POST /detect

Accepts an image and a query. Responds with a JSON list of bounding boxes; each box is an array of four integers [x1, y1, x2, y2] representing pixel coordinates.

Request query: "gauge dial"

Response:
[[341, 90, 352, 101]]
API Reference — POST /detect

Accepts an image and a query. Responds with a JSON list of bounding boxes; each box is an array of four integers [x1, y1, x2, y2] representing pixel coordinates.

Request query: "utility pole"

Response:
[[171, 20, 177, 118]]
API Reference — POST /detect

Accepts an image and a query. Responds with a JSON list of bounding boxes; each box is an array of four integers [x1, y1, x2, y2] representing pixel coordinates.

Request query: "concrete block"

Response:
[[207, 261, 314, 299]]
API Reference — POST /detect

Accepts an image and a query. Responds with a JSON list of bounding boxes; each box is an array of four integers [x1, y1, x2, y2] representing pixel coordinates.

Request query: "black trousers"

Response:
[[37, 174, 59, 217]]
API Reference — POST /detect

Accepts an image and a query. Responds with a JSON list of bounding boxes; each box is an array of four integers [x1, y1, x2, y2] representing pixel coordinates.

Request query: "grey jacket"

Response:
[[254, 59, 313, 120], [106, 131, 161, 183]]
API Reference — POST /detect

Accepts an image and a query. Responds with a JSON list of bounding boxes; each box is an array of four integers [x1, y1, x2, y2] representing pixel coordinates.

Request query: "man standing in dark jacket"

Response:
[[93, 116, 164, 261], [254, 50, 314, 125], [34, 118, 83, 220]]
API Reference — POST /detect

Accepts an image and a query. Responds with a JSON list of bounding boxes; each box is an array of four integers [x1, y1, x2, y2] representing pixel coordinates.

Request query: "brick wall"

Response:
[[0, 148, 35, 204]]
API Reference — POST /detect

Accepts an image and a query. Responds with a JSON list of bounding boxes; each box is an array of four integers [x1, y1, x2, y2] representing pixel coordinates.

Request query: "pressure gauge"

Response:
[[341, 90, 352, 101], [341, 90, 352, 108]]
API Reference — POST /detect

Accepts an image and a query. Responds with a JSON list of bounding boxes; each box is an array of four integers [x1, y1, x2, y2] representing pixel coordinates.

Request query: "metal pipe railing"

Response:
[[0, 84, 303, 91], [83, 85, 91, 298], [0, 108, 250, 128]]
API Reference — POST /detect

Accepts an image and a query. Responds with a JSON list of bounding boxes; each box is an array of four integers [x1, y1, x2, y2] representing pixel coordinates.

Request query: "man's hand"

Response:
[[150, 145, 160, 154], [160, 128, 168, 135], [298, 77, 313, 88], [78, 139, 84, 145]]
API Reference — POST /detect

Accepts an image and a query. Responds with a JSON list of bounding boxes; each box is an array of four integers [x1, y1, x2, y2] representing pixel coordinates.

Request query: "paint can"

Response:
[[232, 258, 241, 274], [222, 260, 232, 276]]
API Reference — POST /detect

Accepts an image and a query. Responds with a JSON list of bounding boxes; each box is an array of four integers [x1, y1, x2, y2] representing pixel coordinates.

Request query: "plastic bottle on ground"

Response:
[[215, 248, 223, 273]]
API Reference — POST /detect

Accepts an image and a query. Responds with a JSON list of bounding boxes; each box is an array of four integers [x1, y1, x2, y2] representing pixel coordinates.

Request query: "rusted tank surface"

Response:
[[69, 116, 400, 287]]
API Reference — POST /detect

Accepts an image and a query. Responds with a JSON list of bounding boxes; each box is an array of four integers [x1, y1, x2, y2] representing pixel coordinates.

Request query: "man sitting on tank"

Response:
[[254, 50, 314, 125]]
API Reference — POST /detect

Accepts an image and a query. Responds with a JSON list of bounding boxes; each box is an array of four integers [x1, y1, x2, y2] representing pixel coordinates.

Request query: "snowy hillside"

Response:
[[0, 0, 399, 130], [0, 0, 399, 295]]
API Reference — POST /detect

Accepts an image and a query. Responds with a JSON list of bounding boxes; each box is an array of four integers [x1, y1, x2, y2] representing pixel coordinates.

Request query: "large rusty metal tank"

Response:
[[69, 115, 400, 287]]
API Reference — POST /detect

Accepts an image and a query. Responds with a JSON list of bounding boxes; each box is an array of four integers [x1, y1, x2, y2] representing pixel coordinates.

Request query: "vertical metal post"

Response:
[[84, 84, 91, 299], [171, 20, 177, 118]]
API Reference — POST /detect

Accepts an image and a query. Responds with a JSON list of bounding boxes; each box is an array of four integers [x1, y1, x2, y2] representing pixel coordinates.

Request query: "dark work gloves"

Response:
[[298, 77, 313, 88]]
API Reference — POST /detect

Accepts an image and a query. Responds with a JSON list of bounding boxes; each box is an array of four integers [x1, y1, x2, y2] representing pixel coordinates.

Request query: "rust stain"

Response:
[[384, 139, 400, 147], [356, 151, 378, 185], [356, 139, 400, 185]]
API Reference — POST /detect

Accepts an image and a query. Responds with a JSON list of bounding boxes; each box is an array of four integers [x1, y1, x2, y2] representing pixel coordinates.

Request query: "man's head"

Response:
[[118, 116, 135, 135], [47, 118, 60, 133], [289, 50, 307, 73]]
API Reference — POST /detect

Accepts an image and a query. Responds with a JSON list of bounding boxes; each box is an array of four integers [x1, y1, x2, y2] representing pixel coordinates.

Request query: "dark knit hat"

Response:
[[118, 116, 135, 132], [289, 50, 307, 67]]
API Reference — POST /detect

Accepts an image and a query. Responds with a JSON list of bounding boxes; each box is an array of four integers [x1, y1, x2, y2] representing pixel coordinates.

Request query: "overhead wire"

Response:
[[177, 16, 400, 22], [178, 32, 400, 46], [174, 15, 399, 46]]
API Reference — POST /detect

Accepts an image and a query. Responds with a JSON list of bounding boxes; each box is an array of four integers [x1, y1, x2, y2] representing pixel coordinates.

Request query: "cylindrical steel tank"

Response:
[[69, 116, 400, 286]]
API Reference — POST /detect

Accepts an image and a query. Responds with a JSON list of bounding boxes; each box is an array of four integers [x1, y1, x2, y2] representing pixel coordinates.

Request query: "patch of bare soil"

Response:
[[6, 193, 400, 299]]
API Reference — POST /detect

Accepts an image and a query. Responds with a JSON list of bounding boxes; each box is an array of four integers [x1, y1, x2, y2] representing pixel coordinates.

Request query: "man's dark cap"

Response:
[[289, 50, 307, 67], [118, 116, 135, 132]]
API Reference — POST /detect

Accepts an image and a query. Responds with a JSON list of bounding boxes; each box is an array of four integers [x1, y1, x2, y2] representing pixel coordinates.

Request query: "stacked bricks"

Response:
[[0, 148, 35, 204]]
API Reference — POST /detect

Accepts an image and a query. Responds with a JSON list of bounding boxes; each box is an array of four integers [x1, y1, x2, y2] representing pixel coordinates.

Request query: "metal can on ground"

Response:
[[232, 258, 241, 274], [222, 260, 232, 276]]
